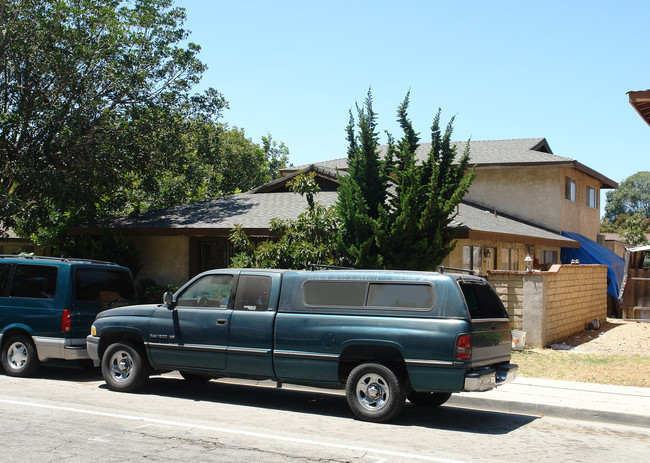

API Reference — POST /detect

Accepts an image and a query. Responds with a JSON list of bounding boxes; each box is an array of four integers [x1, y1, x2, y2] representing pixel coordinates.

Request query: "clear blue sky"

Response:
[[177, 0, 648, 209]]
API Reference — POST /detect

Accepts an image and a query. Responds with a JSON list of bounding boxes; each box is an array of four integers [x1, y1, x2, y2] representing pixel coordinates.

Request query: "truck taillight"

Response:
[[61, 309, 72, 332], [456, 334, 471, 360]]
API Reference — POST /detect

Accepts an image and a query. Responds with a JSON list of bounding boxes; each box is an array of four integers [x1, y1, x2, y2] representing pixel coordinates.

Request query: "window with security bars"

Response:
[[198, 241, 235, 273]]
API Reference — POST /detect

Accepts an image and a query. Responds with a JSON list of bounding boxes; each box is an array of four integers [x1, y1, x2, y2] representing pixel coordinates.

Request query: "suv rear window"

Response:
[[10, 264, 58, 299], [459, 281, 506, 319], [75, 268, 135, 302]]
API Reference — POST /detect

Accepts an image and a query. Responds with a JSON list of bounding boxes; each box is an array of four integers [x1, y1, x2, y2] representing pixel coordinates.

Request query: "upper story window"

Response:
[[565, 176, 576, 202], [586, 186, 598, 209]]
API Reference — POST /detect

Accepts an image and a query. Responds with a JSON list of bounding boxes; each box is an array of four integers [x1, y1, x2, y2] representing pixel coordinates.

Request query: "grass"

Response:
[[511, 349, 650, 388]]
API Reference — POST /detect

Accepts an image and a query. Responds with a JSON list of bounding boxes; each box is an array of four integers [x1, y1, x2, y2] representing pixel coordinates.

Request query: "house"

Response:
[[628, 90, 650, 126], [70, 138, 617, 289]]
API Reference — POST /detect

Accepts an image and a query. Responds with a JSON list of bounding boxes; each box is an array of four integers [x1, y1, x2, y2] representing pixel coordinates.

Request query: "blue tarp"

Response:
[[560, 231, 625, 301]]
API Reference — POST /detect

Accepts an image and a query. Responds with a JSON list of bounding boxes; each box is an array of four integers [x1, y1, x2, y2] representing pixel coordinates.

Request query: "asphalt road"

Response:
[[1, 365, 649, 463]]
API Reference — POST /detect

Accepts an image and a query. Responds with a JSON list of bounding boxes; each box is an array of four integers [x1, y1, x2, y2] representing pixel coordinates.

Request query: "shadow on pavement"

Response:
[[115, 374, 538, 434], [0, 362, 102, 383]]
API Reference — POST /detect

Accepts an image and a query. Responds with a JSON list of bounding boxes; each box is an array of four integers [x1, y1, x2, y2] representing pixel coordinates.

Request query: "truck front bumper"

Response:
[[86, 335, 100, 365], [464, 363, 518, 392]]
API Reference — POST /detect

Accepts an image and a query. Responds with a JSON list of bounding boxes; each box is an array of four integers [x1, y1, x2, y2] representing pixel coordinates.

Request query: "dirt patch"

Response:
[[548, 318, 650, 356]]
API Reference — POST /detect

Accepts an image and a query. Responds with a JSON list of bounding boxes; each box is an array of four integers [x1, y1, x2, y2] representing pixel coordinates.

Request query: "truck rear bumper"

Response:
[[464, 363, 518, 392]]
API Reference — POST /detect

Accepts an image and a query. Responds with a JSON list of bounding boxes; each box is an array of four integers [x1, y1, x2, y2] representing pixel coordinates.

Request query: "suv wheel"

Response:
[[1, 335, 40, 377], [345, 363, 406, 422], [101, 341, 149, 392]]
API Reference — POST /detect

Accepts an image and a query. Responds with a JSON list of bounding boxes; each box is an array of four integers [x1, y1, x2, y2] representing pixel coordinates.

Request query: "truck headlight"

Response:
[[91, 325, 97, 336]]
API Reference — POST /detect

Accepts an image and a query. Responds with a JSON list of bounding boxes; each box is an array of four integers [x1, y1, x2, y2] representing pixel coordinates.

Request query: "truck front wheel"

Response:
[[345, 363, 406, 422], [102, 341, 149, 392]]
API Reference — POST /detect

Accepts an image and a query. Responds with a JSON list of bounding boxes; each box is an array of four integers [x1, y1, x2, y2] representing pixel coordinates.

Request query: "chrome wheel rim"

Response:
[[109, 349, 134, 382], [7, 342, 28, 370], [355, 373, 390, 412]]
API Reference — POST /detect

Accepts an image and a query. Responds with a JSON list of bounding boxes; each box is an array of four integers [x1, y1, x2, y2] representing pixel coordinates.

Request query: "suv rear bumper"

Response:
[[33, 336, 90, 361], [464, 363, 518, 392]]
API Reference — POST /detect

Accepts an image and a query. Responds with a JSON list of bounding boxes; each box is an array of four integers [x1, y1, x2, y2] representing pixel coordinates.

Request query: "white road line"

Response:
[[0, 397, 469, 463]]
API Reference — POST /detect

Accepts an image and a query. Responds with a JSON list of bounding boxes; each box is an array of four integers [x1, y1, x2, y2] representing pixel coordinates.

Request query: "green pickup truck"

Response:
[[87, 268, 517, 422]]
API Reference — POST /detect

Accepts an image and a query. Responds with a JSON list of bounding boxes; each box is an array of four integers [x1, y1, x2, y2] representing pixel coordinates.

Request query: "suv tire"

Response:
[[1, 334, 40, 377]]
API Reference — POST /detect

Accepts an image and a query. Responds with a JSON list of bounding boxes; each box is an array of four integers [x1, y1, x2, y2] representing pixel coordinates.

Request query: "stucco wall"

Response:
[[130, 235, 190, 287], [464, 167, 561, 231], [464, 166, 601, 240], [559, 168, 601, 241]]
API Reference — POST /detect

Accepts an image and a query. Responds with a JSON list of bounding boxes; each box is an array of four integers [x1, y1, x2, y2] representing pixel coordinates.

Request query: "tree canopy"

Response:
[[604, 171, 650, 223], [337, 90, 475, 270], [0, 0, 286, 253]]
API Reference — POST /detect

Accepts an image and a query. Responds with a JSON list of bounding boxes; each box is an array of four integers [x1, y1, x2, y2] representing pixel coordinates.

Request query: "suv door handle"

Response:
[[216, 318, 229, 325]]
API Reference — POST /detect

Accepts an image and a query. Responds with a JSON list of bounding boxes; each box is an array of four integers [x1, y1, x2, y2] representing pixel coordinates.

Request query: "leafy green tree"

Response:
[[604, 171, 650, 223], [0, 0, 225, 247], [0, 0, 288, 255], [620, 213, 650, 247], [336, 90, 389, 268], [338, 91, 475, 270], [230, 172, 341, 269]]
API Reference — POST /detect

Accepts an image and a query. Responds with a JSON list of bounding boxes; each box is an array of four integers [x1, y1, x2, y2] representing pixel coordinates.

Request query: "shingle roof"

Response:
[[454, 202, 577, 245], [283, 137, 617, 188], [76, 191, 340, 234], [75, 189, 575, 247]]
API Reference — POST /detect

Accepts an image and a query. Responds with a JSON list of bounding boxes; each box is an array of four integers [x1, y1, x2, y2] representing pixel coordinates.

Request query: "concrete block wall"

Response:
[[543, 264, 607, 344], [488, 265, 608, 348], [487, 273, 524, 328]]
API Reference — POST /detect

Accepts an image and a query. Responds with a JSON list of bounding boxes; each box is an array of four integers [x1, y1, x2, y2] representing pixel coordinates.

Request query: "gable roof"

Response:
[[282, 137, 617, 189]]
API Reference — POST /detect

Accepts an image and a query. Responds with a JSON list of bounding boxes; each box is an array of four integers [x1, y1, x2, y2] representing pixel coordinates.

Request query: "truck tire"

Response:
[[407, 391, 452, 407], [345, 363, 406, 422], [102, 341, 149, 392], [1, 335, 40, 377]]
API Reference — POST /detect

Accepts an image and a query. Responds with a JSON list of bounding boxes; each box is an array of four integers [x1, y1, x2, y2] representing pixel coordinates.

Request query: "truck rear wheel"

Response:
[[345, 363, 406, 422], [407, 391, 452, 407], [102, 341, 149, 392], [1, 335, 40, 377]]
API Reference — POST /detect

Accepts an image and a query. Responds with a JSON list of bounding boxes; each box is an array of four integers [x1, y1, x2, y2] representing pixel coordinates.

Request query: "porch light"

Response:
[[524, 254, 533, 271]]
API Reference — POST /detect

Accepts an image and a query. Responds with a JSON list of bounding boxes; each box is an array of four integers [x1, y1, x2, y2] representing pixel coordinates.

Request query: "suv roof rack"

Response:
[[0, 254, 118, 266]]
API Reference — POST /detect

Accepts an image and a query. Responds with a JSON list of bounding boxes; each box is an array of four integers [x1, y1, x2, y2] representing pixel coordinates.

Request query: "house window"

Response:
[[501, 248, 519, 271], [586, 186, 598, 208], [565, 176, 576, 202], [463, 245, 482, 274], [541, 250, 558, 265], [198, 240, 234, 273]]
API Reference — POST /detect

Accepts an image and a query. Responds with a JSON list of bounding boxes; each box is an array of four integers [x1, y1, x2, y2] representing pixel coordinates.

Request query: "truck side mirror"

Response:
[[163, 291, 176, 310]]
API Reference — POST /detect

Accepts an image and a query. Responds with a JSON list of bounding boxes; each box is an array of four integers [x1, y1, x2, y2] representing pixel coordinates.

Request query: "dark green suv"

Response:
[[0, 255, 136, 376]]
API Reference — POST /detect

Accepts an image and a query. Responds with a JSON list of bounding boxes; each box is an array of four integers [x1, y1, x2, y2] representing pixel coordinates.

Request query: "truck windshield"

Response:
[[459, 281, 507, 319]]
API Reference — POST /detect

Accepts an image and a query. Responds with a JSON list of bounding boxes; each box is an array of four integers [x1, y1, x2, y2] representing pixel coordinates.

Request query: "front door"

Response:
[[147, 272, 237, 372]]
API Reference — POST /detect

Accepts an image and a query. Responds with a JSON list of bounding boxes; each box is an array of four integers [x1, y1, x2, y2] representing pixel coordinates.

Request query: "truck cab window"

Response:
[[177, 275, 233, 308], [234, 275, 272, 311]]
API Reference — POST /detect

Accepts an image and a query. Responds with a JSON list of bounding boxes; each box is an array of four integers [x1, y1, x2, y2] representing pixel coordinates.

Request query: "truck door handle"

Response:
[[216, 318, 229, 325]]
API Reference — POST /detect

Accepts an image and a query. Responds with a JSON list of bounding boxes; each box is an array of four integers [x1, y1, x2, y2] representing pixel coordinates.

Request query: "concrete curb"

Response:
[[447, 395, 650, 428]]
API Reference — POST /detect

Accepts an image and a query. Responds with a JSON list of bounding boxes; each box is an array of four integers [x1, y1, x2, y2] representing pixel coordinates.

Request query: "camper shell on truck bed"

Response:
[[88, 269, 517, 422]]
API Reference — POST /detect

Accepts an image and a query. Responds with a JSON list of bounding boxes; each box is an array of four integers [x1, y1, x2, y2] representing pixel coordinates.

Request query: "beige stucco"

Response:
[[130, 235, 190, 287], [465, 167, 562, 231], [558, 168, 601, 241], [464, 166, 601, 240]]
